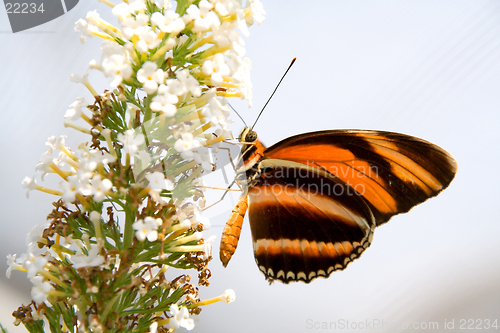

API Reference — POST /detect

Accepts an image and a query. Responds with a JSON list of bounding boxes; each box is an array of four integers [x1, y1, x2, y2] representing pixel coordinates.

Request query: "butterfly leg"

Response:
[[218, 146, 238, 173], [203, 179, 237, 211], [203, 143, 246, 211]]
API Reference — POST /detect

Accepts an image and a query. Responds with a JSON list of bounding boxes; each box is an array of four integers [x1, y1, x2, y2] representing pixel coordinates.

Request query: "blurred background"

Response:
[[1, 1, 499, 332]]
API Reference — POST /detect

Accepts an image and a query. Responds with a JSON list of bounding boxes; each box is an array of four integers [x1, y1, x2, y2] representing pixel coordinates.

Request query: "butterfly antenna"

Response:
[[228, 103, 248, 127], [252, 57, 296, 130]]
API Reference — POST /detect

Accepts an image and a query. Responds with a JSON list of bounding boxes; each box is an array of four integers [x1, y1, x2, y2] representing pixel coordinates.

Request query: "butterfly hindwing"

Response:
[[247, 164, 376, 283]]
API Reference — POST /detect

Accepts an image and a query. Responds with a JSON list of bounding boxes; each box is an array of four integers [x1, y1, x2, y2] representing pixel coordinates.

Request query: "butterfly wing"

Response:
[[263, 130, 457, 226], [246, 130, 457, 283], [248, 164, 376, 283]]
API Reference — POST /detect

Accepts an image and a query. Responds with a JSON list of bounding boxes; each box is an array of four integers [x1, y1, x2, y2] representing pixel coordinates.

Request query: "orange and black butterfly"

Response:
[[219, 127, 457, 284]]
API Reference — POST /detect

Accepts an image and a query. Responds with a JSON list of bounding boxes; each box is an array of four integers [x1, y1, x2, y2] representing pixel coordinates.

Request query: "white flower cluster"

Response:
[[71, 0, 265, 200], [25, 123, 170, 209], [7, 223, 106, 305], [76, 0, 264, 112], [22, 135, 116, 203], [8, 1, 263, 329]]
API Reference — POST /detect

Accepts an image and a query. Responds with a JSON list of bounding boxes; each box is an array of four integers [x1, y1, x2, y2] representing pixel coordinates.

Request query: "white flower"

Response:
[[235, 9, 250, 37], [192, 146, 213, 172], [6, 254, 22, 278], [202, 53, 230, 85], [102, 53, 133, 87], [45, 135, 67, 152], [149, 322, 158, 333], [200, 90, 230, 129], [150, 84, 178, 116], [214, 0, 241, 16], [89, 211, 101, 224], [60, 176, 80, 203], [174, 133, 201, 159], [101, 40, 126, 58], [172, 69, 201, 97], [88, 149, 116, 166], [54, 152, 74, 172], [34, 151, 54, 180], [112, 3, 133, 19], [26, 224, 49, 252], [112, 0, 146, 19], [72, 246, 105, 269], [212, 22, 244, 48], [148, 189, 163, 203], [128, 0, 147, 14], [90, 175, 112, 202], [151, 11, 185, 34], [22, 176, 37, 198], [210, 128, 232, 153], [31, 275, 52, 305], [70, 70, 91, 85], [136, 27, 161, 53], [99, 42, 134, 86], [15, 253, 35, 271], [27, 255, 48, 280], [121, 13, 150, 40], [146, 172, 174, 191], [168, 304, 195, 331], [225, 49, 244, 73], [201, 235, 216, 260], [154, 0, 170, 10], [117, 130, 145, 156], [192, 210, 211, 230], [65, 97, 88, 120], [231, 56, 253, 103], [76, 154, 98, 176], [179, 219, 192, 230], [222, 289, 236, 303], [137, 61, 165, 94], [247, 0, 266, 25], [132, 217, 162, 242], [185, 1, 220, 32], [74, 18, 97, 43]]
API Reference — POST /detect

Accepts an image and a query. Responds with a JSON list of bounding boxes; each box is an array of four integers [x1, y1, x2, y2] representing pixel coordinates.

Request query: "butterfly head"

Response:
[[238, 127, 258, 144]]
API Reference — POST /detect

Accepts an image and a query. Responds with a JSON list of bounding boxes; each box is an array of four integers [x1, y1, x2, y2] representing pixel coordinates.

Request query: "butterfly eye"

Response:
[[245, 130, 257, 143]]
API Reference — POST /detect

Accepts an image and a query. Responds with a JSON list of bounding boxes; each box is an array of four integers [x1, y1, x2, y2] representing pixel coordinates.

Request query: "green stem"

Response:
[[143, 95, 153, 123], [123, 201, 136, 250], [101, 290, 123, 322]]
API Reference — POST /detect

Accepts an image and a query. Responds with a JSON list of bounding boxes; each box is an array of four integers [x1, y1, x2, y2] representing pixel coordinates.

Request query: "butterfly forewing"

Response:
[[264, 130, 457, 225]]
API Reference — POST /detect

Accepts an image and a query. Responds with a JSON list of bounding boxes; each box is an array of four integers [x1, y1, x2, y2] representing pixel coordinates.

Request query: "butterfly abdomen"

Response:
[[220, 195, 249, 267]]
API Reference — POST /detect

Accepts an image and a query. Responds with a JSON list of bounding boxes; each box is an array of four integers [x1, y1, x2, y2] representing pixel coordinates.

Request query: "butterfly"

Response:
[[219, 127, 457, 284]]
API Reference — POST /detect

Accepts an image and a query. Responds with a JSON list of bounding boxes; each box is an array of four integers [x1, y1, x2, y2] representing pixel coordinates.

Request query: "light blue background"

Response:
[[0, 1, 499, 332]]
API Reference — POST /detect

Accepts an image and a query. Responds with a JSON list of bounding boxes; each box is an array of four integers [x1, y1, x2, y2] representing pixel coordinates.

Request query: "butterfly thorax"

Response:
[[235, 127, 267, 193]]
